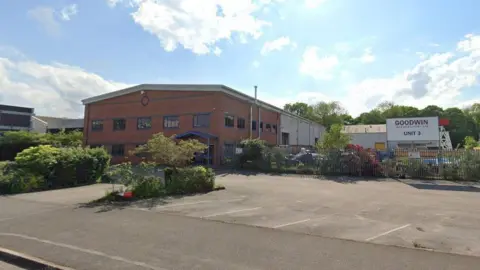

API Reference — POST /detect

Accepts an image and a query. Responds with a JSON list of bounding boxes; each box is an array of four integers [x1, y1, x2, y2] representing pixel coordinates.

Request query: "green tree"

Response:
[[463, 136, 479, 150], [311, 101, 347, 129], [134, 133, 207, 168], [283, 102, 313, 119], [316, 124, 351, 150]]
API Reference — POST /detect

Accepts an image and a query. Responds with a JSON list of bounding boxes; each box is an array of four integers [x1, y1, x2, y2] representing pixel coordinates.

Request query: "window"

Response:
[[137, 117, 152, 130], [237, 118, 246, 129], [272, 124, 277, 134], [252, 120, 257, 131], [111, 144, 125, 156], [91, 120, 103, 131], [164, 116, 179, 128], [113, 119, 126, 131], [266, 123, 271, 132], [224, 114, 234, 127], [260, 122, 263, 131], [193, 114, 210, 128], [90, 144, 102, 149]]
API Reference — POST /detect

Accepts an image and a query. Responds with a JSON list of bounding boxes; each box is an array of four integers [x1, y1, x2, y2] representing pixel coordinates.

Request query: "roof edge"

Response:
[[82, 84, 323, 126]]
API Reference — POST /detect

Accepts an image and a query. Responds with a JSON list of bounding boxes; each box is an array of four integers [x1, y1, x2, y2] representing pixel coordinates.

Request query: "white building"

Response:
[[279, 113, 325, 148], [343, 124, 441, 150]]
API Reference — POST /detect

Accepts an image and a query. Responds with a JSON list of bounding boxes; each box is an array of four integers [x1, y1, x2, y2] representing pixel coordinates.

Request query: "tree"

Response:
[[283, 102, 313, 119], [134, 133, 207, 168], [311, 101, 347, 129], [316, 124, 351, 150], [464, 136, 479, 150]]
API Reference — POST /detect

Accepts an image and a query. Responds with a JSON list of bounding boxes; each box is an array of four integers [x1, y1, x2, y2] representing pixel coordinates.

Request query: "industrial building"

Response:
[[0, 104, 35, 132], [36, 116, 84, 133], [343, 118, 453, 151], [82, 84, 324, 164]]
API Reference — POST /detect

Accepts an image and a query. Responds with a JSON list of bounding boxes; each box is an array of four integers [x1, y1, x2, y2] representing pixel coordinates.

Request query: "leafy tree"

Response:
[[283, 102, 313, 119], [134, 133, 207, 168], [316, 124, 351, 150], [464, 103, 480, 126], [311, 101, 347, 129], [464, 136, 479, 150]]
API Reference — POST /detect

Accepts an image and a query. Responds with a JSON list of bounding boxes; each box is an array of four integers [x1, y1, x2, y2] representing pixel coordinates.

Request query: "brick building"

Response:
[[82, 84, 324, 164]]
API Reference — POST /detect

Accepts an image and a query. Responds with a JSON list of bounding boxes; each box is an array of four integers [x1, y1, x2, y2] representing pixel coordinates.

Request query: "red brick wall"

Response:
[[84, 88, 280, 164]]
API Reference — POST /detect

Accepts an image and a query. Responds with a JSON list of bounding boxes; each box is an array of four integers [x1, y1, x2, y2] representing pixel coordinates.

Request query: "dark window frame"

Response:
[[252, 120, 257, 131], [237, 118, 246, 129], [163, 115, 180, 129], [111, 144, 125, 156], [272, 124, 277, 133], [91, 120, 103, 131], [137, 117, 152, 130], [113, 118, 126, 131], [193, 113, 210, 128], [266, 123, 272, 132], [224, 114, 235, 128]]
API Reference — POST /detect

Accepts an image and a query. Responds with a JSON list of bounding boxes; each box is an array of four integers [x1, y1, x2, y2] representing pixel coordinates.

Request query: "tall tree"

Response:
[[311, 101, 347, 129], [316, 124, 351, 150], [283, 102, 313, 118]]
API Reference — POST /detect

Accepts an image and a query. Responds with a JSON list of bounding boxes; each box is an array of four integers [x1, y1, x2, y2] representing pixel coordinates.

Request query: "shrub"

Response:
[[166, 166, 215, 195], [457, 151, 480, 181], [237, 139, 268, 169], [14, 145, 110, 190], [132, 175, 165, 199], [15, 145, 60, 177]]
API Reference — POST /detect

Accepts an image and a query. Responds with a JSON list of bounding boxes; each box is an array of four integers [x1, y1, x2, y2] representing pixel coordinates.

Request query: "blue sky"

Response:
[[1, 0, 480, 117]]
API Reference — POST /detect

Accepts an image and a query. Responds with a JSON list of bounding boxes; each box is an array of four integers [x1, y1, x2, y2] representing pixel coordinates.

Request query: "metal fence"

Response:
[[228, 147, 480, 181]]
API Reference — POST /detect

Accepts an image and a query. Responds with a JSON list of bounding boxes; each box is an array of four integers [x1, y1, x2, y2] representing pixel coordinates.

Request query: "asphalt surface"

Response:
[[1, 180, 480, 269]]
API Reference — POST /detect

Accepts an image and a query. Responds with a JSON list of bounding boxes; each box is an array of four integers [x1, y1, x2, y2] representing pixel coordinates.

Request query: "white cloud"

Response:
[[28, 4, 78, 35], [0, 52, 129, 117], [213, 47, 222, 56], [299, 46, 339, 80], [305, 0, 327, 8], [359, 47, 375, 63], [60, 4, 78, 21], [111, 0, 283, 55], [28, 7, 60, 36], [252, 60, 260, 68], [338, 34, 480, 116], [261, 36, 295, 55]]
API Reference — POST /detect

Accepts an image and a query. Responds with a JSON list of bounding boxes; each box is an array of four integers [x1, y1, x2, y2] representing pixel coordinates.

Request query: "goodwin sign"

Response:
[[386, 117, 439, 141]]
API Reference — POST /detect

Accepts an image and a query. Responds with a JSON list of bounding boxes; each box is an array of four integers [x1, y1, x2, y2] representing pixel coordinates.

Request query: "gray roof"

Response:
[[343, 124, 386, 134], [36, 116, 83, 129], [81, 84, 322, 126]]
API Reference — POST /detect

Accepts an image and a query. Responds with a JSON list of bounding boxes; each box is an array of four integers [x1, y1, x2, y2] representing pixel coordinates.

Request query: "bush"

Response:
[[13, 145, 110, 191], [132, 175, 165, 199], [0, 131, 83, 161], [457, 151, 480, 181], [15, 145, 60, 177], [166, 166, 215, 195], [238, 139, 267, 166]]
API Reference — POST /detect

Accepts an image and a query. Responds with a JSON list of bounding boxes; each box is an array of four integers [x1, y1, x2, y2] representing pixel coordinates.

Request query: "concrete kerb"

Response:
[[0, 246, 74, 270]]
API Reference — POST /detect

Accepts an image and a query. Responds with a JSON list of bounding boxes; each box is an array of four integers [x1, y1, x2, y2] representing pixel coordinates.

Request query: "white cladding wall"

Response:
[[280, 114, 325, 146], [349, 133, 387, 149]]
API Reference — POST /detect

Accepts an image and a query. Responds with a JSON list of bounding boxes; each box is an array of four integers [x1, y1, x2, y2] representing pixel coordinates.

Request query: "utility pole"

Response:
[[255, 86, 261, 139]]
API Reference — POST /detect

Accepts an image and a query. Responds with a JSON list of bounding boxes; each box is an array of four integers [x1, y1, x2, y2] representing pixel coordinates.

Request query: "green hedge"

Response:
[[0, 146, 110, 194], [166, 166, 215, 195]]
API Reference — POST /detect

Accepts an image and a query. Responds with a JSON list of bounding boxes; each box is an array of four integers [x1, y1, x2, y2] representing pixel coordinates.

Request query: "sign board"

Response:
[[235, 148, 243, 154], [386, 117, 439, 141], [407, 152, 421, 159]]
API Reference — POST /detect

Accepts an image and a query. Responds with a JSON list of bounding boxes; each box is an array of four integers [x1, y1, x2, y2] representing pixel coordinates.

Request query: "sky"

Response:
[[1, 0, 480, 118]]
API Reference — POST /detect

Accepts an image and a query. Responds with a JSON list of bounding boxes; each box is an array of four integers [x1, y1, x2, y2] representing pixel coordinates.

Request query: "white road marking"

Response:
[[0, 233, 167, 270], [203, 207, 261, 218], [0, 246, 75, 270], [365, 224, 411, 242], [273, 219, 311, 229]]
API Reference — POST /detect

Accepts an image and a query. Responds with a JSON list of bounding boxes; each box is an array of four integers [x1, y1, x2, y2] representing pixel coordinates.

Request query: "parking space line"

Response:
[[273, 219, 311, 229], [203, 207, 261, 218], [365, 224, 411, 241]]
